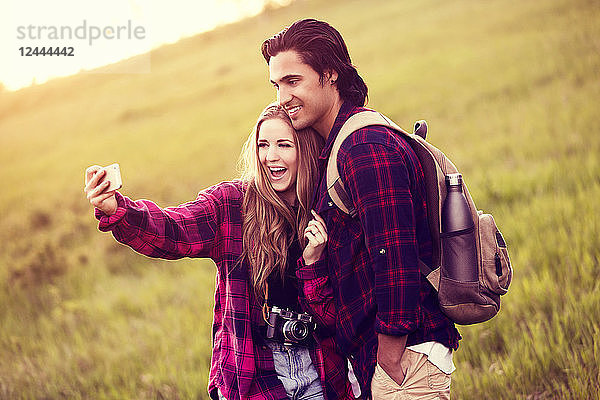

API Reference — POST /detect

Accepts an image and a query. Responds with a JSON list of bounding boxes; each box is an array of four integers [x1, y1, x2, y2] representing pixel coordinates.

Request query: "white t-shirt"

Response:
[[407, 341, 455, 374]]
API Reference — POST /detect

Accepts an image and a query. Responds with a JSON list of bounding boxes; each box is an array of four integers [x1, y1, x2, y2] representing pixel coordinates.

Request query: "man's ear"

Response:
[[326, 70, 339, 85]]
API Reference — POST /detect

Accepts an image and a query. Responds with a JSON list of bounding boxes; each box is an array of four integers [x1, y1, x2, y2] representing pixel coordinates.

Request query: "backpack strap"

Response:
[[326, 111, 441, 290], [326, 111, 408, 216]]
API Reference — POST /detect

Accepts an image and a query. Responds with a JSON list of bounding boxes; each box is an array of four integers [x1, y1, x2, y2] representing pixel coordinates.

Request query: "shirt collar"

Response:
[[319, 101, 357, 161]]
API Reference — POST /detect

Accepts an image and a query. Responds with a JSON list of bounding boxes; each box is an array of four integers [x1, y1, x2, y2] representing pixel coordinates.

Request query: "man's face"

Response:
[[268, 50, 339, 136]]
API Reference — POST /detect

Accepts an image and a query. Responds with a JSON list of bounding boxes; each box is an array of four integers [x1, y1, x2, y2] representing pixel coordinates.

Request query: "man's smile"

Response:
[[285, 105, 302, 118]]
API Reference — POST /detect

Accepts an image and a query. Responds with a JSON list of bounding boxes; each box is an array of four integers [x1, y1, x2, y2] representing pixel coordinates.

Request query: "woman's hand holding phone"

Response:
[[84, 164, 120, 216]]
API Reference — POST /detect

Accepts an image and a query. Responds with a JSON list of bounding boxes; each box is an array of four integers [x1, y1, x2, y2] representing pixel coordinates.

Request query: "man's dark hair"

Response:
[[262, 19, 368, 107]]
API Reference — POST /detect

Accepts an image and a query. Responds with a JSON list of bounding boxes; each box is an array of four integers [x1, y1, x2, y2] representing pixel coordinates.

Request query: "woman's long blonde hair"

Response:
[[239, 103, 324, 301]]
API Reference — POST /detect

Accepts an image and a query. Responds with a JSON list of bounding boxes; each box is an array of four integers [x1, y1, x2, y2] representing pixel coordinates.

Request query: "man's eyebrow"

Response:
[[271, 74, 302, 84]]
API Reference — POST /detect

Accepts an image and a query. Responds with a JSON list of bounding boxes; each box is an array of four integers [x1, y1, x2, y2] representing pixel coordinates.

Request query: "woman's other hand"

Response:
[[302, 210, 328, 265]]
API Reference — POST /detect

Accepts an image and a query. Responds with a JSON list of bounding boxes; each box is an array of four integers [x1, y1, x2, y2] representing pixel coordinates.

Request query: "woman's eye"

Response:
[[257, 143, 268, 148]]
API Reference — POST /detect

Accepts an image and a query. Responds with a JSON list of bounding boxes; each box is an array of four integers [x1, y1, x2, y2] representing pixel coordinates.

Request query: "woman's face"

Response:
[[257, 118, 299, 203]]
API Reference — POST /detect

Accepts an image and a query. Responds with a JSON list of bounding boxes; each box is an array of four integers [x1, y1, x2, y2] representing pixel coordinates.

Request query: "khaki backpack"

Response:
[[326, 110, 513, 325]]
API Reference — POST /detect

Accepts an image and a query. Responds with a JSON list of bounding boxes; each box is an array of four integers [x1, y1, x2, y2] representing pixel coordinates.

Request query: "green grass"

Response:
[[1, 0, 599, 398]]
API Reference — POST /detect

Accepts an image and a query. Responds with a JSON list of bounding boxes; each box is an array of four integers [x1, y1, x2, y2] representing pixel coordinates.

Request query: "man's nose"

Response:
[[277, 86, 292, 107]]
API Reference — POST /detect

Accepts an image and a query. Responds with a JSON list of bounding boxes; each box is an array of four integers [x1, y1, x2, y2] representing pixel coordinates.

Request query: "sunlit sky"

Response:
[[1, 0, 291, 91]]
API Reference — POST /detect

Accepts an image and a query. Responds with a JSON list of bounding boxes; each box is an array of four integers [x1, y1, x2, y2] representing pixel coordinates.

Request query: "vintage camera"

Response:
[[265, 306, 315, 344]]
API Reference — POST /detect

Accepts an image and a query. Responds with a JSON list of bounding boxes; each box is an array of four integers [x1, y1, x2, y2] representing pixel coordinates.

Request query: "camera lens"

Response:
[[283, 320, 308, 342]]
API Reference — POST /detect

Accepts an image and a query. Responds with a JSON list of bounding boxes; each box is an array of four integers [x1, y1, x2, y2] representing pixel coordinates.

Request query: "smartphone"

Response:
[[99, 163, 123, 192]]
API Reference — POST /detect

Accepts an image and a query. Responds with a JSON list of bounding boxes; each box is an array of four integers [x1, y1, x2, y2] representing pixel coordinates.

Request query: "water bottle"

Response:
[[441, 173, 478, 282]]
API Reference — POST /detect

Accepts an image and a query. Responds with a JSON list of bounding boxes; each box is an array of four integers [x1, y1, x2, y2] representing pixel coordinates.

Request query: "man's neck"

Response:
[[313, 97, 344, 140]]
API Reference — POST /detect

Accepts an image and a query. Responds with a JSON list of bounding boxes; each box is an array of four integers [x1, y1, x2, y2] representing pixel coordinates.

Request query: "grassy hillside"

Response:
[[1, 0, 599, 398]]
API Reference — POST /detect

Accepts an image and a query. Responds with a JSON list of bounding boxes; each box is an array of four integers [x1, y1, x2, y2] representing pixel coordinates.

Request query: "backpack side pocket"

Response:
[[478, 213, 512, 295]]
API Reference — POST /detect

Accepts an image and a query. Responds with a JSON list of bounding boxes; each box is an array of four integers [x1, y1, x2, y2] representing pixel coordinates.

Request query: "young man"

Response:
[[262, 19, 461, 399]]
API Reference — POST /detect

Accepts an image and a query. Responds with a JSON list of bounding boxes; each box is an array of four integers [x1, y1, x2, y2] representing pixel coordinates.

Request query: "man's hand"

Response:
[[84, 165, 118, 216], [377, 333, 408, 386]]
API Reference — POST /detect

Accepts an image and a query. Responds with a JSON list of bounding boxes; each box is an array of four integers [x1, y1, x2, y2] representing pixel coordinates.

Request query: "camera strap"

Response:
[[262, 282, 274, 327]]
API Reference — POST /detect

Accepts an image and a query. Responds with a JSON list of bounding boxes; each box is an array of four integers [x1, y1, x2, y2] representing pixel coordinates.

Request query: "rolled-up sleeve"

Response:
[[339, 142, 421, 336], [95, 187, 222, 260]]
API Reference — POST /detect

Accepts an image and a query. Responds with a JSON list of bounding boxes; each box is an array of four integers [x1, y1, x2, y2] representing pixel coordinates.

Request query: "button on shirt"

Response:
[[312, 102, 461, 396]]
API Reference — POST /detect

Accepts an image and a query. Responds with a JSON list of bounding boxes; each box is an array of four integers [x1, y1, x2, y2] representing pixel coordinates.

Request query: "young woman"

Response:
[[84, 104, 353, 400]]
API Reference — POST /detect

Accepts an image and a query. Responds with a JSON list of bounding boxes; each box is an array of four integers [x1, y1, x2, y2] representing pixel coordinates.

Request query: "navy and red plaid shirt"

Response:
[[312, 102, 461, 397], [95, 181, 353, 400]]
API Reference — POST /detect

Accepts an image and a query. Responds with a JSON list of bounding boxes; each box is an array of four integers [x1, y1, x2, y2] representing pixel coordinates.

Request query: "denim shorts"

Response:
[[267, 341, 324, 400]]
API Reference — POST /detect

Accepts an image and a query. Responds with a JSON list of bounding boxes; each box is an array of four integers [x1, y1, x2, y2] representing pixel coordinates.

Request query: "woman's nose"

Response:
[[266, 146, 279, 161]]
